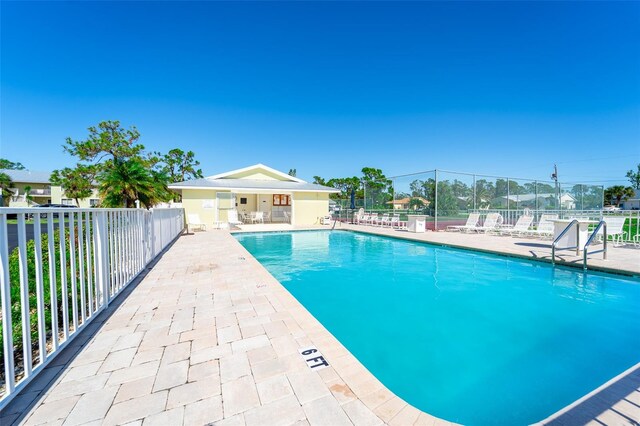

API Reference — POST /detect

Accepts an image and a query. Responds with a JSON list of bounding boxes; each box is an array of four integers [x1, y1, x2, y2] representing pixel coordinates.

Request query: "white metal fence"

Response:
[[0, 207, 184, 408]]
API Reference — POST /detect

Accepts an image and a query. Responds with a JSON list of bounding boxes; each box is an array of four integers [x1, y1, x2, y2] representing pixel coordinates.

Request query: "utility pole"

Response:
[[551, 164, 559, 210]]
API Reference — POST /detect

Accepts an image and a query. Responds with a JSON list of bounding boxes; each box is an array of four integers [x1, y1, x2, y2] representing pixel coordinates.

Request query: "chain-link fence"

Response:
[[330, 169, 639, 243]]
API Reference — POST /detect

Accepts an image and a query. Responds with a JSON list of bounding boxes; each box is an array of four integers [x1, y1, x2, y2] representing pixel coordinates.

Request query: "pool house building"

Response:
[[168, 163, 339, 226]]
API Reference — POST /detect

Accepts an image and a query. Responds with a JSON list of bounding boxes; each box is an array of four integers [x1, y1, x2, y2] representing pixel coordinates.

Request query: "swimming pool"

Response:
[[234, 230, 640, 425]]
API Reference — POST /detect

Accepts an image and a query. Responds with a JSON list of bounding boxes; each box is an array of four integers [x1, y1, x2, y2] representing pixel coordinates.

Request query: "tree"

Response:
[[288, 168, 297, 177], [50, 165, 96, 206], [626, 164, 640, 190], [312, 176, 327, 186], [0, 172, 13, 206], [63, 120, 144, 164], [99, 158, 171, 208], [604, 185, 635, 206], [55, 120, 172, 208], [161, 149, 203, 183], [0, 159, 25, 170]]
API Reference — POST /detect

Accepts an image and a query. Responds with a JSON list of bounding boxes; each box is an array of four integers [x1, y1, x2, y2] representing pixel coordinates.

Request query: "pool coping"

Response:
[[234, 227, 640, 424]]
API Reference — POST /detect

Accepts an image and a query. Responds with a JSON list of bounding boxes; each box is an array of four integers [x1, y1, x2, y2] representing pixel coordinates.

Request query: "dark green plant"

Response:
[[1, 229, 93, 365]]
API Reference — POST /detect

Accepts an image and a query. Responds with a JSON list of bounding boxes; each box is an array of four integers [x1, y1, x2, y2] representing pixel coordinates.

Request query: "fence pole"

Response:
[[0, 215, 16, 397], [473, 174, 476, 210], [434, 169, 438, 231], [507, 178, 510, 224], [94, 211, 110, 308]]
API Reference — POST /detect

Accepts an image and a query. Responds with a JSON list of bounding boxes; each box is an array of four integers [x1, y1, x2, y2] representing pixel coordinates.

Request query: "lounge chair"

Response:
[[596, 216, 627, 246], [498, 215, 533, 236], [358, 214, 370, 225], [187, 214, 206, 232], [227, 210, 243, 229], [353, 208, 365, 224], [521, 214, 558, 239], [469, 213, 502, 233], [375, 213, 390, 227], [447, 213, 480, 232]]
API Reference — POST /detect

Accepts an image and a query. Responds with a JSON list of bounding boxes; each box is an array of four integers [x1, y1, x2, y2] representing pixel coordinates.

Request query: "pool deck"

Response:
[[2, 225, 639, 425], [338, 223, 640, 276]]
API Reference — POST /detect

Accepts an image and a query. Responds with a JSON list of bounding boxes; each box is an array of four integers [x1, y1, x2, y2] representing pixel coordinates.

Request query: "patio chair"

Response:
[[187, 214, 206, 232], [521, 214, 558, 239], [389, 214, 402, 229], [263, 211, 271, 223], [359, 214, 371, 225], [447, 213, 480, 232], [499, 214, 534, 236], [251, 211, 264, 224], [471, 213, 503, 233], [367, 214, 380, 225], [227, 210, 243, 229], [353, 208, 365, 224], [375, 213, 390, 227], [596, 216, 627, 246]]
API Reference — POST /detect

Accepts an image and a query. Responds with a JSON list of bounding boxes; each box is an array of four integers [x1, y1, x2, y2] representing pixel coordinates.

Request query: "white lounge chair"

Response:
[[375, 213, 390, 227], [596, 216, 627, 246], [470, 213, 502, 233], [353, 208, 364, 224], [521, 214, 558, 239], [447, 213, 480, 232], [227, 210, 243, 229], [187, 214, 206, 232], [499, 215, 533, 236]]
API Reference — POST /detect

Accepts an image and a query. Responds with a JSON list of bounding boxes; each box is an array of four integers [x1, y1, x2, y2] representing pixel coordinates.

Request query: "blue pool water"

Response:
[[235, 230, 640, 425]]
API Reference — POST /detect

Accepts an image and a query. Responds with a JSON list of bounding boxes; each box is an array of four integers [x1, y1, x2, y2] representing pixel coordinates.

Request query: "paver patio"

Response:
[[2, 226, 639, 425]]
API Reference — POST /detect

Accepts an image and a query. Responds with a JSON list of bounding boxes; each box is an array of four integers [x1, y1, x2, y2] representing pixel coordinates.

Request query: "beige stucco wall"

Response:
[[292, 192, 330, 226], [181, 189, 219, 224]]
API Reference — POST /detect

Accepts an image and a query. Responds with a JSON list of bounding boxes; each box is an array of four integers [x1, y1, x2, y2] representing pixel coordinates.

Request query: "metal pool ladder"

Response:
[[551, 219, 608, 271], [551, 219, 580, 264], [582, 220, 607, 271]]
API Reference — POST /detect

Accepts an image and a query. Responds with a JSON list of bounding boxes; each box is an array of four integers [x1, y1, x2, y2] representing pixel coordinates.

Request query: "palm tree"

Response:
[[604, 185, 635, 206], [99, 159, 171, 208]]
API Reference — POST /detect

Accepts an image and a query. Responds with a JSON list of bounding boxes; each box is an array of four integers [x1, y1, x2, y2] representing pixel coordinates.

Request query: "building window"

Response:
[[90, 199, 100, 207], [61, 199, 75, 206], [240, 197, 247, 205], [273, 194, 291, 206]]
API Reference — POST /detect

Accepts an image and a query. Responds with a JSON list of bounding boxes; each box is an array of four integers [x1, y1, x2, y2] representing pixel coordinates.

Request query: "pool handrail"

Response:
[[551, 219, 580, 264], [583, 220, 607, 271]]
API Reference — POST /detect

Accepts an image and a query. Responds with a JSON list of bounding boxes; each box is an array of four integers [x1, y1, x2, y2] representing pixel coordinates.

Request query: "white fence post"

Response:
[[93, 211, 110, 308]]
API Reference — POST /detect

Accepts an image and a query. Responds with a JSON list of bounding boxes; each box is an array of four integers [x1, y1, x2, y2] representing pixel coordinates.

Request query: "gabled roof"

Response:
[[0, 169, 51, 184], [169, 163, 338, 193], [206, 163, 306, 183], [168, 178, 338, 193]]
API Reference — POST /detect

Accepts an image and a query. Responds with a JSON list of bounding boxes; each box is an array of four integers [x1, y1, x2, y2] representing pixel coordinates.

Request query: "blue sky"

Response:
[[1, 1, 639, 185]]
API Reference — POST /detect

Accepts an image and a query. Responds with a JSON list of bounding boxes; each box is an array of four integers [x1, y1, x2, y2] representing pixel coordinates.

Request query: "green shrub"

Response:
[[1, 229, 92, 364]]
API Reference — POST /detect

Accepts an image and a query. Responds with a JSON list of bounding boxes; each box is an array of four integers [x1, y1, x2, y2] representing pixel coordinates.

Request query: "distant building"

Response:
[[502, 193, 576, 210], [386, 197, 430, 210], [621, 189, 640, 210], [0, 169, 100, 207]]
